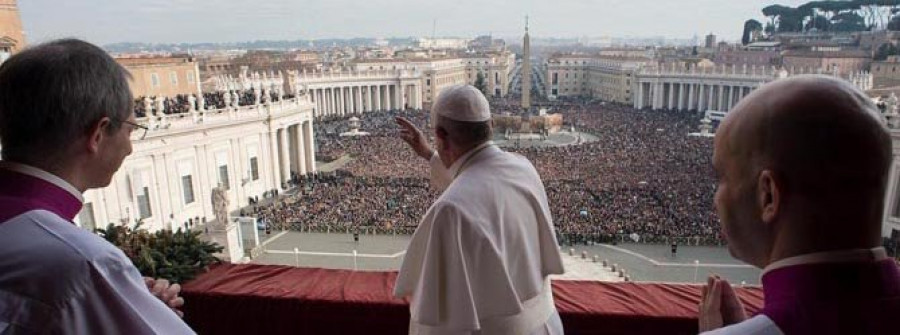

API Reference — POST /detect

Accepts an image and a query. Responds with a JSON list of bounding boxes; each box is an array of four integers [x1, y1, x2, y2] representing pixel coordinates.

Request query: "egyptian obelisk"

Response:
[[522, 16, 531, 113]]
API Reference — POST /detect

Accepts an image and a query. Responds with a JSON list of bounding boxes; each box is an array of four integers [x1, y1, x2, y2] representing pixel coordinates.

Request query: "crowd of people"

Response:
[[253, 100, 722, 245], [133, 94, 194, 117], [132, 89, 293, 118], [254, 172, 434, 234], [518, 101, 719, 245]]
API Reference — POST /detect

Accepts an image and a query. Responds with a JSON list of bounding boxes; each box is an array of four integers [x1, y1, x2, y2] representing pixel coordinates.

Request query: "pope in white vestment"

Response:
[[394, 85, 565, 335]]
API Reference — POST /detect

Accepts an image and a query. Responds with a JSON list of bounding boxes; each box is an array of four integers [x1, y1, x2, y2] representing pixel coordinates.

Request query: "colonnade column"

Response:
[[687, 84, 695, 111], [632, 81, 644, 109], [725, 86, 732, 111], [374, 85, 382, 111], [658, 82, 664, 110], [268, 130, 282, 191], [320, 89, 326, 116], [367, 86, 374, 112], [717, 85, 724, 111], [303, 121, 316, 173], [335, 87, 342, 116], [295, 124, 307, 175], [666, 83, 673, 109], [279, 128, 290, 186], [356, 87, 363, 114], [314, 89, 321, 116], [346, 87, 353, 114], [323, 89, 330, 116]]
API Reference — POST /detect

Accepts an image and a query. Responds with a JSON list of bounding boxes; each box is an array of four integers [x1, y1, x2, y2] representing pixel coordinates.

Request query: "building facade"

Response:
[[871, 56, 900, 88], [634, 64, 873, 112], [714, 49, 781, 68], [545, 56, 593, 98], [782, 50, 872, 77], [118, 57, 203, 99], [0, 0, 24, 62], [76, 96, 317, 232], [463, 52, 516, 98], [634, 64, 775, 112], [545, 55, 653, 104], [294, 68, 424, 117], [265, 52, 516, 117], [883, 128, 900, 242]]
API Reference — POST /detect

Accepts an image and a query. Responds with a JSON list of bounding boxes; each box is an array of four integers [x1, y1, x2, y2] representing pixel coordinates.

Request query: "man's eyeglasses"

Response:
[[120, 119, 149, 140]]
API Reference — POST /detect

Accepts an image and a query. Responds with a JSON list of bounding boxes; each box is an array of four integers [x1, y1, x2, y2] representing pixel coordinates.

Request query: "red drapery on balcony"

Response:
[[181, 263, 763, 335]]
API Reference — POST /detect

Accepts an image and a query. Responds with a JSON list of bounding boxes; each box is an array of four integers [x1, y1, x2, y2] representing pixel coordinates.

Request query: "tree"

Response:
[[832, 12, 867, 31], [474, 72, 488, 96], [742, 19, 764, 45], [890, 14, 900, 30], [97, 222, 223, 283], [763, 4, 793, 31], [779, 12, 806, 32], [761, 4, 808, 32], [806, 14, 832, 31], [765, 22, 777, 35]]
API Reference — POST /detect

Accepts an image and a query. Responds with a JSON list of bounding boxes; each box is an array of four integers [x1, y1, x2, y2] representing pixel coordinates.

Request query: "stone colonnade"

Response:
[[633, 80, 760, 112], [271, 120, 316, 188], [308, 83, 423, 117]]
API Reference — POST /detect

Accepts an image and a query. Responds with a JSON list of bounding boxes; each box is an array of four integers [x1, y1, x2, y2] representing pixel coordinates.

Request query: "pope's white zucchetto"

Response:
[[432, 85, 491, 122]]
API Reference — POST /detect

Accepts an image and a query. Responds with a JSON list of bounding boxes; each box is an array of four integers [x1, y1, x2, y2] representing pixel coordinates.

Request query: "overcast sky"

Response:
[[19, 0, 810, 45]]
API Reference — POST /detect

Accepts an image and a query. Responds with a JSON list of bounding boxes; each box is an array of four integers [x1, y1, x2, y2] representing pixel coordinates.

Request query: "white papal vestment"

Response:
[[395, 143, 566, 335]]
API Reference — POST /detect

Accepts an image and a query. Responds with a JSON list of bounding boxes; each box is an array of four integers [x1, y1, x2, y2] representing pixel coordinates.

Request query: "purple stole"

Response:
[[0, 167, 82, 223], [760, 258, 900, 334]]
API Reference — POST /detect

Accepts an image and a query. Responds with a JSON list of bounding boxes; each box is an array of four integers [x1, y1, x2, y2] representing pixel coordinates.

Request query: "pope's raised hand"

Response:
[[395, 117, 433, 160]]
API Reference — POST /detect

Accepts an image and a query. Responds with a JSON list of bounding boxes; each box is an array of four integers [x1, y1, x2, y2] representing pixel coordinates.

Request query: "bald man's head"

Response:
[[714, 75, 892, 267]]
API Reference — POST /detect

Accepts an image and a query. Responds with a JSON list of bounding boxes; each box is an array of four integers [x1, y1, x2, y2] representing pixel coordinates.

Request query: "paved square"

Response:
[[251, 232, 761, 284]]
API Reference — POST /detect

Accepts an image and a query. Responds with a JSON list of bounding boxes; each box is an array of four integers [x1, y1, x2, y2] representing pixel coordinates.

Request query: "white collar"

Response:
[[447, 141, 494, 179], [762, 247, 888, 276], [0, 161, 85, 203]]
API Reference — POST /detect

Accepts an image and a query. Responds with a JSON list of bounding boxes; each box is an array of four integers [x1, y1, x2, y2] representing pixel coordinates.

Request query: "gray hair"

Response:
[[435, 115, 492, 147], [0, 38, 133, 161]]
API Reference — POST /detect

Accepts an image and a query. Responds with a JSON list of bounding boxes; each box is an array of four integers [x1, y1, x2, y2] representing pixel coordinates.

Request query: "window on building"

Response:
[[137, 186, 152, 219], [892, 175, 900, 218], [182, 175, 195, 204], [250, 157, 259, 180], [178, 161, 195, 205], [134, 170, 153, 219], [218, 165, 230, 190], [215, 152, 230, 189], [426, 79, 431, 86], [187, 72, 195, 84], [151, 73, 160, 88], [78, 203, 96, 231], [170, 71, 178, 85]]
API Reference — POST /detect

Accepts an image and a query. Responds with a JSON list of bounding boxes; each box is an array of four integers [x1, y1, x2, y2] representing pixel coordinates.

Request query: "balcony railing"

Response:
[[135, 96, 311, 139], [180, 263, 765, 335]]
